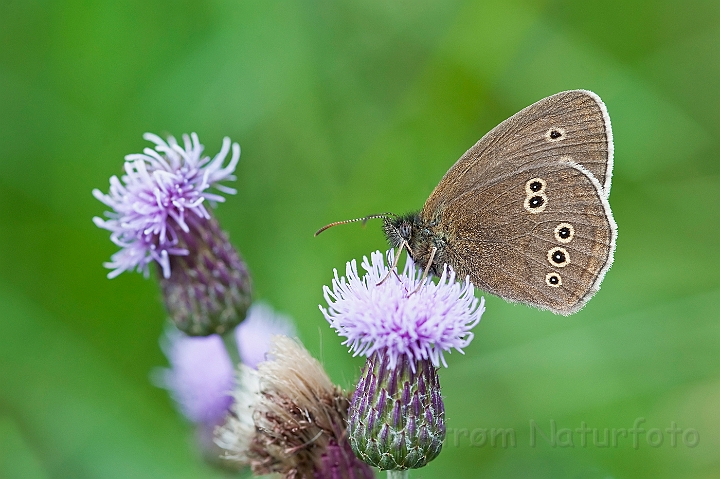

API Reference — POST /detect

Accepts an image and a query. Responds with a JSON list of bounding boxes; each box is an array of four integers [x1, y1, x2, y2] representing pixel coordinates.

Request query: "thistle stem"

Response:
[[221, 328, 242, 368], [387, 471, 408, 479]]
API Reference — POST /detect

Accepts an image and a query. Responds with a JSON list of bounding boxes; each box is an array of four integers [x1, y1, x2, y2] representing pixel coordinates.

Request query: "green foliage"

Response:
[[1, 1, 718, 477]]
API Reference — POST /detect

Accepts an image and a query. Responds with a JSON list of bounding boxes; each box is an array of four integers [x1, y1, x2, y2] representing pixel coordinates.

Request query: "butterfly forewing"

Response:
[[426, 161, 616, 315], [423, 90, 613, 221]]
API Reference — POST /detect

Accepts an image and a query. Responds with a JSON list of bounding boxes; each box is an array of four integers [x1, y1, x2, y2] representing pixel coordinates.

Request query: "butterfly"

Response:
[[319, 90, 616, 315]]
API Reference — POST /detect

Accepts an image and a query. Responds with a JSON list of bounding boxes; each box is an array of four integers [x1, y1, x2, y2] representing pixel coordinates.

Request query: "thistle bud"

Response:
[[350, 350, 445, 470], [159, 213, 251, 335]]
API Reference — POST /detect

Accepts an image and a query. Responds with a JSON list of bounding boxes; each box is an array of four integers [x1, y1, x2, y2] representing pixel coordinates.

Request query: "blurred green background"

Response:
[[1, 0, 719, 478]]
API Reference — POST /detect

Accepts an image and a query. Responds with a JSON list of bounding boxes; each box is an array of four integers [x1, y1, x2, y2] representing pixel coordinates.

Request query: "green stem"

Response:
[[221, 329, 242, 368], [387, 471, 409, 479]]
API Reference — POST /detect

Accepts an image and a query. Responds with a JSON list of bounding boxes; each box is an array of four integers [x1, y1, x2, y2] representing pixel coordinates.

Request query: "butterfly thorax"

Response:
[[383, 212, 448, 276]]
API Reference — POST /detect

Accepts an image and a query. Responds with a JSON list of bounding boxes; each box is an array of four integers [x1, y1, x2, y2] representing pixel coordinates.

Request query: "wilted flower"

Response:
[[93, 133, 251, 335], [216, 336, 375, 479], [321, 250, 485, 470]]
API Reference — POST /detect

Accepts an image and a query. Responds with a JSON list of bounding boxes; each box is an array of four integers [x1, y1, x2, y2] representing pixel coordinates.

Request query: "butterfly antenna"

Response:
[[314, 213, 394, 237]]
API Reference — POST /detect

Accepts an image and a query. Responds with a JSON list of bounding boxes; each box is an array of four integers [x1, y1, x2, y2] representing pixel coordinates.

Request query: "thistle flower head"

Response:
[[216, 336, 375, 479], [93, 132, 240, 279], [321, 250, 485, 370]]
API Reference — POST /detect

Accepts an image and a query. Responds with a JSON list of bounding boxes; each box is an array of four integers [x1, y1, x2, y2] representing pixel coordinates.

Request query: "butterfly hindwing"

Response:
[[428, 160, 616, 315]]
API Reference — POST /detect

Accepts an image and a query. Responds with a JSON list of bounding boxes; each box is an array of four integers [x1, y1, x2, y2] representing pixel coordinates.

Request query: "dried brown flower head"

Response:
[[216, 336, 374, 479]]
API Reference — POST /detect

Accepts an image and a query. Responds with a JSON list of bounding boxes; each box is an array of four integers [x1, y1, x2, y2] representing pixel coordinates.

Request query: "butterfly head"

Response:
[[383, 212, 421, 251]]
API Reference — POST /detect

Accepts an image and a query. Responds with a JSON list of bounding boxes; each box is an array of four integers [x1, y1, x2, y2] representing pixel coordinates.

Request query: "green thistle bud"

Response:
[[159, 213, 252, 336], [348, 349, 445, 470]]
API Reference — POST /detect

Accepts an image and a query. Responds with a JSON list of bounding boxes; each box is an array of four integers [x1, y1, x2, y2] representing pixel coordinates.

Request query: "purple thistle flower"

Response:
[[93, 132, 239, 279], [157, 329, 235, 426], [154, 302, 295, 451], [321, 250, 485, 370], [320, 250, 485, 471], [94, 132, 252, 336]]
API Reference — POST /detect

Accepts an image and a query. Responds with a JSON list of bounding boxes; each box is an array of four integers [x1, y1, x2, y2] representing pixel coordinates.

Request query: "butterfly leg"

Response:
[[377, 245, 403, 286], [377, 240, 414, 286], [409, 246, 437, 296]]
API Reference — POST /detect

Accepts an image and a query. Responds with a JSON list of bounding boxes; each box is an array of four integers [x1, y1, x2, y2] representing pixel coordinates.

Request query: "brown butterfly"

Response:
[[318, 90, 616, 315]]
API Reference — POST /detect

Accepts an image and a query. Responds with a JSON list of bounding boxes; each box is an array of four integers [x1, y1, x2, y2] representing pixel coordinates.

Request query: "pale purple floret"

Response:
[[93, 132, 240, 279], [235, 302, 296, 369], [155, 302, 295, 426], [321, 250, 485, 370], [157, 329, 235, 426]]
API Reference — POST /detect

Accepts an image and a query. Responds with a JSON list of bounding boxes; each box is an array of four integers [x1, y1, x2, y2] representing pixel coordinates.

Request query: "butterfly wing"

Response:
[[431, 160, 616, 315], [423, 90, 613, 221]]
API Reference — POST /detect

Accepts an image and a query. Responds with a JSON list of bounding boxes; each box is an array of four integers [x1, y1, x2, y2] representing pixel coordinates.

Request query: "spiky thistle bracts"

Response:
[[158, 212, 251, 335], [350, 350, 445, 470]]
